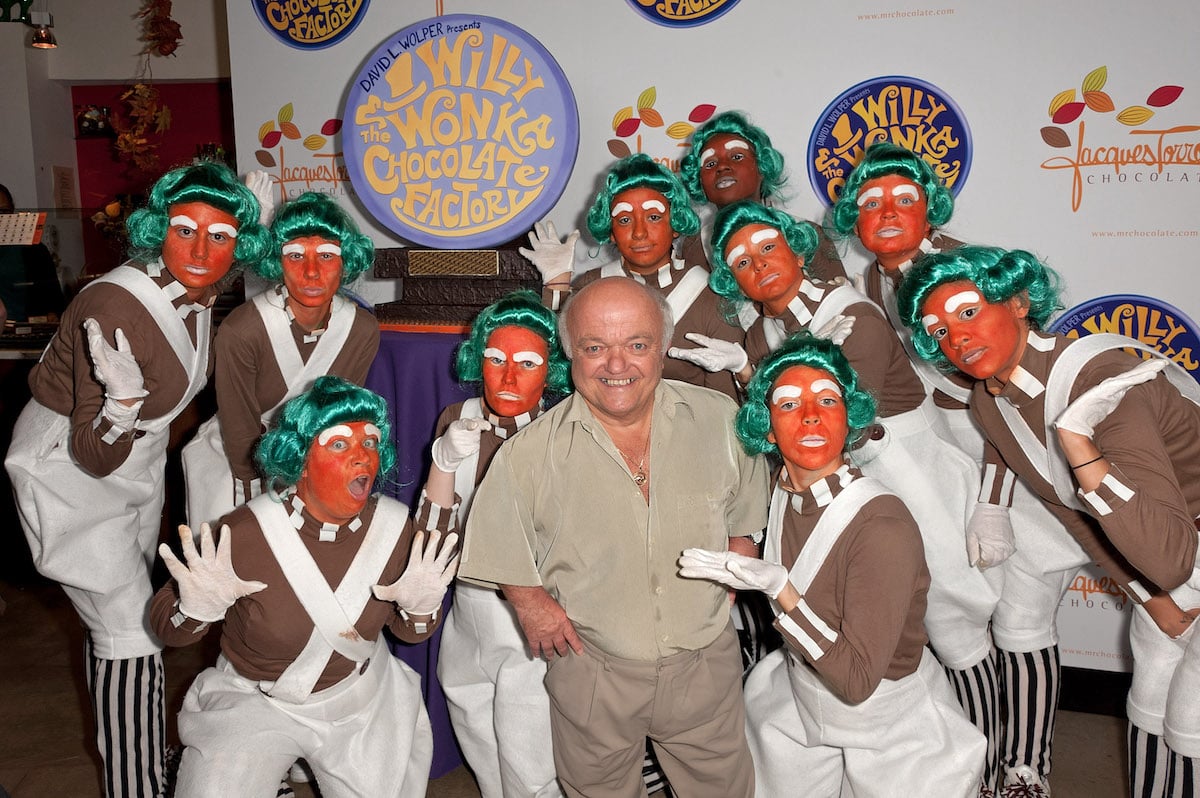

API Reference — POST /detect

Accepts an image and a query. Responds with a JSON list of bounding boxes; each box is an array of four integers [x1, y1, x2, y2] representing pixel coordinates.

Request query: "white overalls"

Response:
[[174, 494, 433, 798], [744, 477, 985, 797], [436, 398, 562, 798], [7, 264, 210, 659]]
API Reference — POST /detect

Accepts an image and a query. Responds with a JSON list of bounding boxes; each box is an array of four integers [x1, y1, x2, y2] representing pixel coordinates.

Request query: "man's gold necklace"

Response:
[[616, 427, 651, 486]]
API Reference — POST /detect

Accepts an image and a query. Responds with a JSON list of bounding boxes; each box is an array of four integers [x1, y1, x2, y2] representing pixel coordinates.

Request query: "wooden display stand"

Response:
[[373, 239, 541, 332]]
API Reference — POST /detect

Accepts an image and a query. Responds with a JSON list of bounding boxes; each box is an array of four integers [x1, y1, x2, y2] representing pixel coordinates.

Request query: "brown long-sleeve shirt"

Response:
[[215, 289, 379, 484], [743, 279, 927, 417], [971, 330, 1200, 597], [28, 260, 217, 477], [150, 493, 455, 692], [772, 465, 930, 704]]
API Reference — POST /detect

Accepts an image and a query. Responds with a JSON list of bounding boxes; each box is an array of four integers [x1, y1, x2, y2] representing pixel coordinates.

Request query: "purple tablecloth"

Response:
[[366, 330, 475, 778]]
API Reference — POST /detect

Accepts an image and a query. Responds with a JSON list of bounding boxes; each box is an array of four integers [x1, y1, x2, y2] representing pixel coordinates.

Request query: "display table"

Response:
[[365, 328, 475, 778]]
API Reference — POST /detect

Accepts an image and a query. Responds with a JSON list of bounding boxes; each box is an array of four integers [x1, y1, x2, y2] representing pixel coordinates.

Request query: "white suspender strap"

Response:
[[249, 495, 406, 701], [92, 266, 209, 428], [254, 293, 358, 420], [764, 477, 890, 597], [662, 265, 710, 324]]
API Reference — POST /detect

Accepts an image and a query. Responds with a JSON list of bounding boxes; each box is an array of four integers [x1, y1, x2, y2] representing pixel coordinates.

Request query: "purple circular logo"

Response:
[[623, 0, 742, 28], [252, 0, 369, 50], [807, 75, 972, 207], [1050, 294, 1200, 384], [343, 15, 579, 249]]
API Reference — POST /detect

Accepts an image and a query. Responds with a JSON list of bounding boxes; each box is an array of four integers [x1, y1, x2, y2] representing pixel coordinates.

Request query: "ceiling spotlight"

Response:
[[30, 24, 55, 48]]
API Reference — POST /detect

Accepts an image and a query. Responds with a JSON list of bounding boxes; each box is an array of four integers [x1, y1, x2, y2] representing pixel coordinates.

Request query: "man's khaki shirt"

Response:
[[459, 379, 769, 661]]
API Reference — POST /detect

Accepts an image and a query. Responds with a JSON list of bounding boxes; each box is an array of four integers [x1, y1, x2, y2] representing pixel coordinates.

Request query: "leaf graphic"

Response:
[[255, 150, 277, 168], [1048, 89, 1076, 117], [262, 130, 282, 148], [636, 87, 656, 111], [278, 103, 294, 125], [612, 106, 633, 132], [689, 104, 716, 124], [321, 118, 343, 136], [666, 121, 696, 140], [1051, 102, 1086, 125], [281, 121, 302, 140], [1083, 91, 1114, 113], [615, 117, 642, 138], [1146, 85, 1183, 107], [607, 139, 632, 159], [258, 121, 276, 143], [640, 108, 664, 128], [1040, 126, 1072, 148], [1081, 66, 1107, 94], [303, 134, 327, 150], [1116, 106, 1153, 126]]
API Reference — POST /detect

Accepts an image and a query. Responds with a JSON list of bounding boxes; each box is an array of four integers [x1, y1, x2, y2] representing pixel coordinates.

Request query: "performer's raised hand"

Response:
[[159, 523, 267, 622], [372, 530, 459, 616], [431, 418, 492, 473], [669, 333, 749, 374], [243, 169, 277, 226], [84, 317, 147, 401], [813, 313, 856, 347], [519, 221, 579, 283], [1055, 358, 1167, 437]]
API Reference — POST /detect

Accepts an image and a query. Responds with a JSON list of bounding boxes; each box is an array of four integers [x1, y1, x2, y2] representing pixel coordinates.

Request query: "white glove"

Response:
[[372, 530, 460, 616], [813, 313, 856, 346], [159, 523, 267, 622], [829, 273, 867, 293], [84, 318, 147, 401], [430, 417, 492, 473], [244, 170, 276, 226], [668, 333, 749, 374], [1054, 358, 1167, 437], [965, 503, 1016, 569], [518, 221, 579, 283], [678, 548, 790, 600]]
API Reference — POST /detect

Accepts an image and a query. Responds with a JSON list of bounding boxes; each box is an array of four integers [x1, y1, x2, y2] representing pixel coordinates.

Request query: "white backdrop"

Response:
[[225, 0, 1200, 670]]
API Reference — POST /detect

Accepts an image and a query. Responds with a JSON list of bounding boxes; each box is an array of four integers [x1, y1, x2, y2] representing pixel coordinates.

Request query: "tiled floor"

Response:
[[0, 567, 1130, 798]]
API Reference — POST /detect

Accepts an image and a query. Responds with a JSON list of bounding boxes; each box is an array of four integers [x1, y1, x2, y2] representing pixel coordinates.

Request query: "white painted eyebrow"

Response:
[[772, 384, 803, 404], [169, 215, 198, 230], [282, 243, 305, 256], [725, 244, 747, 266], [811, 378, 843, 396], [943, 290, 982, 313], [724, 138, 750, 151], [891, 183, 920, 199], [483, 347, 507, 362], [922, 314, 941, 332], [750, 229, 779, 244], [640, 199, 666, 212], [317, 424, 354, 445], [701, 147, 716, 161], [208, 222, 239, 238], [363, 423, 381, 439], [856, 187, 884, 207], [611, 201, 634, 217], [514, 350, 545, 365], [316, 243, 342, 255]]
